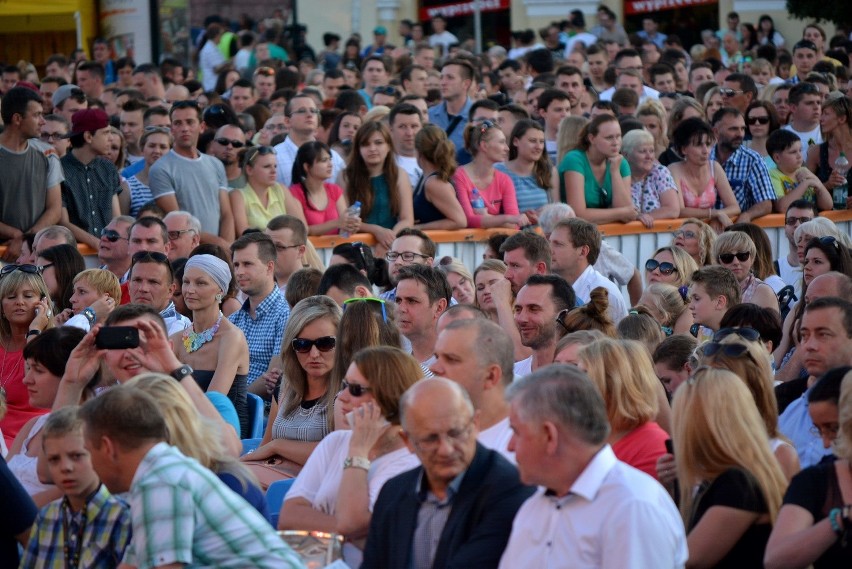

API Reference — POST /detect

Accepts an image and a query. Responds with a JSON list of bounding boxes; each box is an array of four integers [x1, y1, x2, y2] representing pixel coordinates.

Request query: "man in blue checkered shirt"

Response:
[[710, 107, 776, 222]]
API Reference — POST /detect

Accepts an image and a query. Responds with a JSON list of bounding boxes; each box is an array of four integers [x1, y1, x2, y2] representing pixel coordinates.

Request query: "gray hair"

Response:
[[795, 217, 852, 248], [538, 203, 575, 236], [445, 318, 515, 386], [506, 364, 610, 445], [164, 210, 202, 234], [621, 128, 655, 158]]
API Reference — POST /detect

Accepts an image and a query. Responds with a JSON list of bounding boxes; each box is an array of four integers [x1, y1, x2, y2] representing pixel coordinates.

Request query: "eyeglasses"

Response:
[[288, 108, 320, 117], [350, 241, 368, 271], [274, 243, 302, 252], [247, 145, 274, 165], [645, 259, 677, 275], [39, 131, 66, 141], [718, 251, 751, 264], [673, 229, 697, 239], [746, 116, 770, 125], [785, 216, 813, 226], [254, 66, 276, 77], [131, 251, 169, 264], [719, 88, 744, 97], [809, 423, 839, 440], [167, 229, 196, 241], [0, 264, 44, 277], [386, 251, 430, 262], [713, 327, 761, 342], [407, 419, 474, 453], [340, 379, 372, 397], [215, 137, 245, 148], [292, 336, 336, 353], [102, 229, 128, 242], [702, 342, 749, 358], [343, 297, 388, 322]]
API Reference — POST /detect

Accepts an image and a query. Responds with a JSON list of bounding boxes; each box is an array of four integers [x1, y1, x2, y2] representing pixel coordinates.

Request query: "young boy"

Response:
[[19, 407, 131, 569], [767, 129, 833, 213], [688, 266, 742, 336]]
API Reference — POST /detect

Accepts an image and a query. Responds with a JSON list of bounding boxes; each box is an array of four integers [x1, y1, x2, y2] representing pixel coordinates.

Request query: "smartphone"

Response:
[[96, 326, 140, 350], [665, 439, 674, 455]]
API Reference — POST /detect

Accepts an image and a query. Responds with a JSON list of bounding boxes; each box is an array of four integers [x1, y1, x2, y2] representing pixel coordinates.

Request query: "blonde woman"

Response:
[[623, 129, 681, 227], [437, 257, 475, 305], [555, 115, 589, 170], [637, 99, 669, 157], [577, 338, 670, 477], [473, 259, 529, 362], [126, 373, 266, 515], [671, 368, 787, 567], [673, 217, 717, 267], [713, 231, 779, 311], [644, 245, 699, 289], [638, 282, 693, 336], [700, 330, 800, 481]]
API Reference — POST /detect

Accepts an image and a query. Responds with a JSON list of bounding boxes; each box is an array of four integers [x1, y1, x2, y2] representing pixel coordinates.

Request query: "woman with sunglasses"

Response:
[[577, 338, 670, 478], [669, 118, 741, 228], [247, 296, 342, 466], [806, 94, 852, 201], [494, 119, 557, 220], [280, 347, 421, 564], [670, 368, 787, 568], [714, 232, 780, 311], [645, 245, 698, 289], [126, 127, 172, 218], [623, 129, 681, 228], [172, 254, 250, 437], [341, 121, 414, 249], [727, 222, 788, 294], [453, 121, 528, 229], [0, 267, 55, 448], [231, 145, 307, 236], [744, 101, 780, 168], [34, 244, 85, 316], [290, 141, 358, 236], [411, 124, 466, 230], [558, 114, 637, 224], [673, 218, 717, 267], [701, 329, 801, 480]]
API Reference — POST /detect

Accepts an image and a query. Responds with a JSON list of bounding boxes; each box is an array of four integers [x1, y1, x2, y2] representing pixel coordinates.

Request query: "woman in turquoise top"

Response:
[[340, 121, 413, 250], [559, 114, 638, 224]]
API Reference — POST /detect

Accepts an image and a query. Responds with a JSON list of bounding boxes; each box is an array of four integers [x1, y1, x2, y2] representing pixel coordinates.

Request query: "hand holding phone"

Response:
[[95, 326, 140, 350]]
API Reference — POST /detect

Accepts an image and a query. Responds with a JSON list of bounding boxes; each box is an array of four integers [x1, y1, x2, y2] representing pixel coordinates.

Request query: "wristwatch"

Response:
[[343, 456, 371, 471], [169, 364, 194, 382]]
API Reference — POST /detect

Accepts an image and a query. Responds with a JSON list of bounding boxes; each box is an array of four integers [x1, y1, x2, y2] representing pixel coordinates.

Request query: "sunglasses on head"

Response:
[[718, 251, 750, 264], [713, 327, 761, 342], [785, 216, 813, 226], [719, 88, 744, 97], [374, 85, 398, 97], [101, 229, 128, 242], [343, 297, 388, 322], [645, 259, 677, 275], [702, 342, 749, 358], [254, 66, 276, 77], [132, 251, 169, 264], [746, 116, 770, 125], [819, 236, 840, 249], [0, 264, 43, 277], [292, 336, 336, 353], [340, 379, 372, 397], [144, 126, 171, 134], [215, 137, 245, 148], [247, 145, 274, 165], [478, 119, 496, 133]]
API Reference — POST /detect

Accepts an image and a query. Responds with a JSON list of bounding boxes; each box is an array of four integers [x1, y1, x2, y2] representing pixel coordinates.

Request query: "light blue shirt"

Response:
[[778, 388, 834, 469]]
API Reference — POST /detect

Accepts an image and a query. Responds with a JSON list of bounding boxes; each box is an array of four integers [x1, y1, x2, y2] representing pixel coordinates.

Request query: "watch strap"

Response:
[[170, 364, 194, 382], [343, 456, 371, 471]]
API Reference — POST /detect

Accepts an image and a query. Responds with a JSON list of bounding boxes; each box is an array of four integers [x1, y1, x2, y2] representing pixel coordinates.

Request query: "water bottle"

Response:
[[340, 201, 361, 237], [471, 189, 486, 215], [833, 153, 849, 210]]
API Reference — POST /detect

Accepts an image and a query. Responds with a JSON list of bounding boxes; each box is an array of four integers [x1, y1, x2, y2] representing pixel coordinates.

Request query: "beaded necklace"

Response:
[[182, 311, 223, 353]]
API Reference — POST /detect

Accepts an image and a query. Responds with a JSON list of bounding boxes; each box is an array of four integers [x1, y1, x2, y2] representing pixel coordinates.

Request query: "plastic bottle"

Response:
[[833, 153, 849, 210], [471, 189, 486, 215], [340, 201, 361, 237]]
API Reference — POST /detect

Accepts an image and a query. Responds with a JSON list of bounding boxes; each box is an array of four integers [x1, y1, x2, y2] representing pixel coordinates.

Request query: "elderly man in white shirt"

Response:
[[500, 364, 687, 568], [549, 218, 628, 322]]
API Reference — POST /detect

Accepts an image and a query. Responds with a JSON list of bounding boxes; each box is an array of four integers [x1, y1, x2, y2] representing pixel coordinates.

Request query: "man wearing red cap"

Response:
[[59, 108, 122, 249]]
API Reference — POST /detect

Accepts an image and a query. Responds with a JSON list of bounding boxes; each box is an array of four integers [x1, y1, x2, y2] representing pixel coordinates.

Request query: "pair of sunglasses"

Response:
[[0, 264, 44, 277], [292, 336, 336, 353], [702, 342, 749, 358], [102, 229, 128, 242], [645, 259, 677, 275], [340, 379, 372, 397], [718, 251, 750, 264], [713, 327, 761, 342]]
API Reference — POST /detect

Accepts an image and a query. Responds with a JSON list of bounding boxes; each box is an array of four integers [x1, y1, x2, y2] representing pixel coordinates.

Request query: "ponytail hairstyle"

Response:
[[556, 287, 616, 337], [462, 119, 501, 156], [509, 119, 552, 190], [291, 140, 332, 186], [415, 124, 457, 182], [576, 113, 619, 152]]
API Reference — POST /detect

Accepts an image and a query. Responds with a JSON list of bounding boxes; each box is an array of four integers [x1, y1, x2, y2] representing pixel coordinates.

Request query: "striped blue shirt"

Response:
[[710, 144, 776, 212], [228, 286, 289, 385]]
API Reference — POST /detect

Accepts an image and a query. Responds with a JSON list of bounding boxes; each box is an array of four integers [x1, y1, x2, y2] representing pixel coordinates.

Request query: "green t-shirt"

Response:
[[558, 149, 631, 207]]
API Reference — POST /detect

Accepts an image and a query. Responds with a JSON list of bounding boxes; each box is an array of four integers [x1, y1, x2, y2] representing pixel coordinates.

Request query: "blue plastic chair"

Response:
[[241, 437, 262, 455], [246, 393, 265, 439], [267, 478, 297, 527]]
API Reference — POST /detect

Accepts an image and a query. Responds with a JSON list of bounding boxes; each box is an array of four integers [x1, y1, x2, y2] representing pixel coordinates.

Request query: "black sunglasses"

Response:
[[215, 137, 245, 148], [101, 229, 128, 242], [374, 85, 398, 97], [819, 236, 841, 249], [645, 259, 677, 275], [702, 342, 749, 358], [0, 264, 43, 277], [341, 379, 372, 397], [785, 216, 812, 226], [718, 251, 750, 264], [746, 116, 770, 125], [132, 251, 169, 264], [713, 327, 761, 342], [292, 336, 336, 353]]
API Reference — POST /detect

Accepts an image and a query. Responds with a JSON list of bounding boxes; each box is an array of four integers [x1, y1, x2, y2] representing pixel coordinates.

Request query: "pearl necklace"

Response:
[[182, 312, 223, 353]]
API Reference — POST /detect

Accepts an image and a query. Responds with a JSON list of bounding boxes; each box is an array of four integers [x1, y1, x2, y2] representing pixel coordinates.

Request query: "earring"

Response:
[[215, 293, 223, 302]]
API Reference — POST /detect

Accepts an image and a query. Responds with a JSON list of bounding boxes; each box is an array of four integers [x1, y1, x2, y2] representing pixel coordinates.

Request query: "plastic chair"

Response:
[[246, 393, 265, 439], [241, 437, 262, 455], [267, 478, 297, 527]]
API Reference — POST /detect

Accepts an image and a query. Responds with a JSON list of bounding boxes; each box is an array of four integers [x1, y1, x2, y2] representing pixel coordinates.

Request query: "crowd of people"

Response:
[[1, 5, 852, 569]]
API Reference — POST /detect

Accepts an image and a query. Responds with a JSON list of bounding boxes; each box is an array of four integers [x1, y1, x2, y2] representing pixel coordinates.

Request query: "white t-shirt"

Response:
[[783, 123, 822, 161], [599, 85, 660, 104], [199, 40, 226, 92], [396, 154, 422, 190], [513, 356, 532, 380], [572, 264, 629, 323], [479, 417, 515, 464], [429, 31, 459, 56], [776, 255, 803, 300]]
